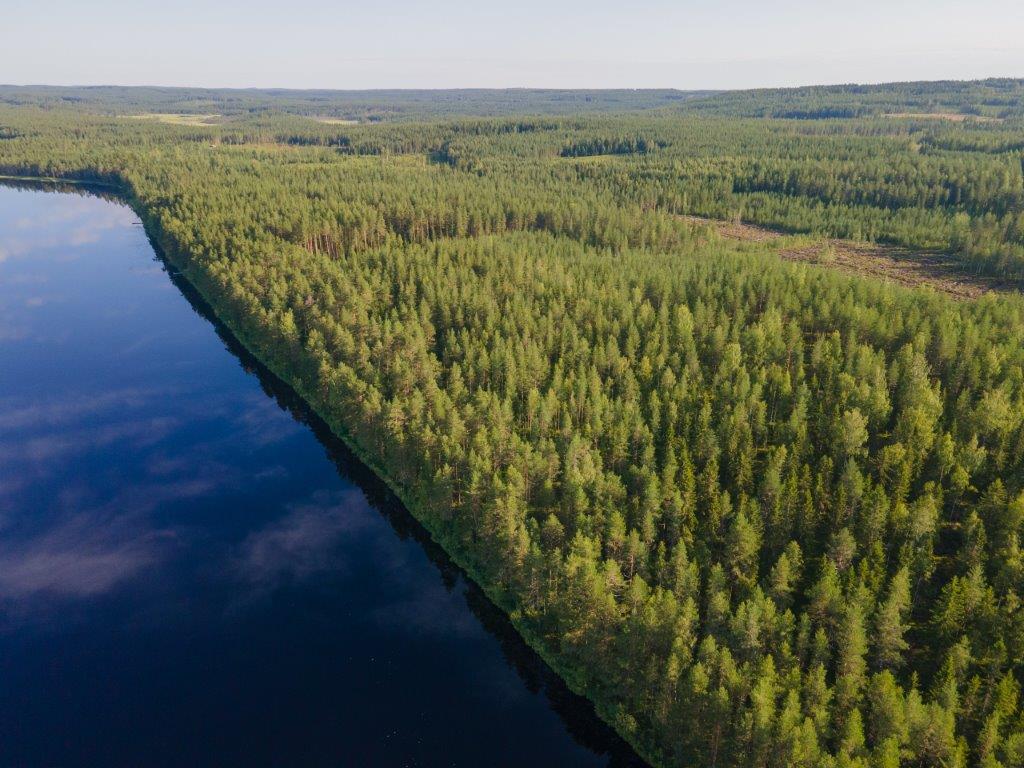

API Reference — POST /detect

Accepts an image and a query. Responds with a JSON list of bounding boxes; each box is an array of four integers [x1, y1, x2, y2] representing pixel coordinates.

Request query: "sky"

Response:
[[5, 0, 1024, 90]]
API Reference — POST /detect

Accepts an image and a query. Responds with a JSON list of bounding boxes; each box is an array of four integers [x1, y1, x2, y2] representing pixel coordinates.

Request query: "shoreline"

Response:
[[0, 173, 662, 767]]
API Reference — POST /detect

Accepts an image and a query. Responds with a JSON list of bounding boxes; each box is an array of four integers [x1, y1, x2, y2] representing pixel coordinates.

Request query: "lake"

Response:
[[0, 182, 645, 767]]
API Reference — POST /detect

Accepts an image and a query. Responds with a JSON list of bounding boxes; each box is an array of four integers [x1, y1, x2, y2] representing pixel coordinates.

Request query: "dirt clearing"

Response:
[[125, 113, 221, 126], [682, 215, 1020, 300], [310, 117, 359, 125], [882, 112, 1003, 123]]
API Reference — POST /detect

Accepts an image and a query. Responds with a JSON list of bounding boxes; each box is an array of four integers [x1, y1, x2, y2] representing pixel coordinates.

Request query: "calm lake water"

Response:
[[0, 182, 645, 767]]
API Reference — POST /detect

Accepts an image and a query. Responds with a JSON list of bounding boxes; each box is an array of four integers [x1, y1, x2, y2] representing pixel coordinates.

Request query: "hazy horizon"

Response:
[[3, 76, 1023, 93], [7, 0, 1024, 91]]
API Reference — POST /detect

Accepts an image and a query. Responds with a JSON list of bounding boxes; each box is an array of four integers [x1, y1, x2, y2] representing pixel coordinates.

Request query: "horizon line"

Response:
[[3, 75, 1024, 94]]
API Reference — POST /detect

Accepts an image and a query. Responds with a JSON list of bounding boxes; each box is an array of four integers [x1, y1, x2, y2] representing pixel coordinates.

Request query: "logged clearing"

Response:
[[882, 112, 1003, 123], [774, 239, 1015, 300], [683, 215, 1021, 299], [310, 117, 359, 125], [125, 113, 222, 126]]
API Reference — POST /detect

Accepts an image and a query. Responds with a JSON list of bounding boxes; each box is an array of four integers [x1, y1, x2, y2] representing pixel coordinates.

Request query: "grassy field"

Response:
[[124, 112, 222, 126]]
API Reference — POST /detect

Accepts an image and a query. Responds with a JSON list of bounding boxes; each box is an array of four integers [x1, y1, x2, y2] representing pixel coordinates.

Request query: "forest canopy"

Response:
[[2, 79, 1023, 768]]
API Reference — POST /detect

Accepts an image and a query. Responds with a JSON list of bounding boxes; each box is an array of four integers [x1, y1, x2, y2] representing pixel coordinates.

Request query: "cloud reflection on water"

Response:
[[0, 196, 137, 265], [0, 513, 172, 599], [233, 489, 373, 586]]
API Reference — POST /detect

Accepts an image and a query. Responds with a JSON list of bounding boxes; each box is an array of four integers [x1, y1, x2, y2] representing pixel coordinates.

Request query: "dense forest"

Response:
[[2, 80, 1023, 767], [680, 79, 1024, 120], [4, 79, 1022, 120], [0, 85, 708, 120]]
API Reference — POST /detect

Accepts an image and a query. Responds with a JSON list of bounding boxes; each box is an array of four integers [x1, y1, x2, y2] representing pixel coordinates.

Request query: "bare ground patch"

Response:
[[310, 117, 359, 125], [882, 112, 1003, 123], [775, 240, 1011, 300], [680, 215, 781, 243], [681, 215, 1020, 300], [124, 113, 222, 127]]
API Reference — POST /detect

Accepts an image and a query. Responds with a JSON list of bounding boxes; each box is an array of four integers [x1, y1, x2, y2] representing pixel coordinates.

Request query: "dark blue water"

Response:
[[0, 182, 644, 768]]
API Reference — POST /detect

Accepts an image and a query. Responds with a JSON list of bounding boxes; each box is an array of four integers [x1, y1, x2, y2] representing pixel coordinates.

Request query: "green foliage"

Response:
[[2, 81, 1023, 767]]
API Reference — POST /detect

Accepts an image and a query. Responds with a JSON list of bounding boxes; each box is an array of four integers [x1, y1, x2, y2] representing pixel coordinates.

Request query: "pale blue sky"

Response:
[[6, 0, 1023, 89]]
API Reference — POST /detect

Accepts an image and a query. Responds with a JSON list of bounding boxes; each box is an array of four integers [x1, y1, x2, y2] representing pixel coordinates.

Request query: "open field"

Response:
[[124, 113, 222, 126], [882, 112, 1004, 122], [309, 116, 360, 125]]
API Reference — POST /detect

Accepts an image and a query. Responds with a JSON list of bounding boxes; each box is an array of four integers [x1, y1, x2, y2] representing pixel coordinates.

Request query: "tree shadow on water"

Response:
[[146, 218, 649, 768]]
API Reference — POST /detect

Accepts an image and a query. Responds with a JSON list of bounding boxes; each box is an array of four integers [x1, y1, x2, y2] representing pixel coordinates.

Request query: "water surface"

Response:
[[0, 182, 644, 767]]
